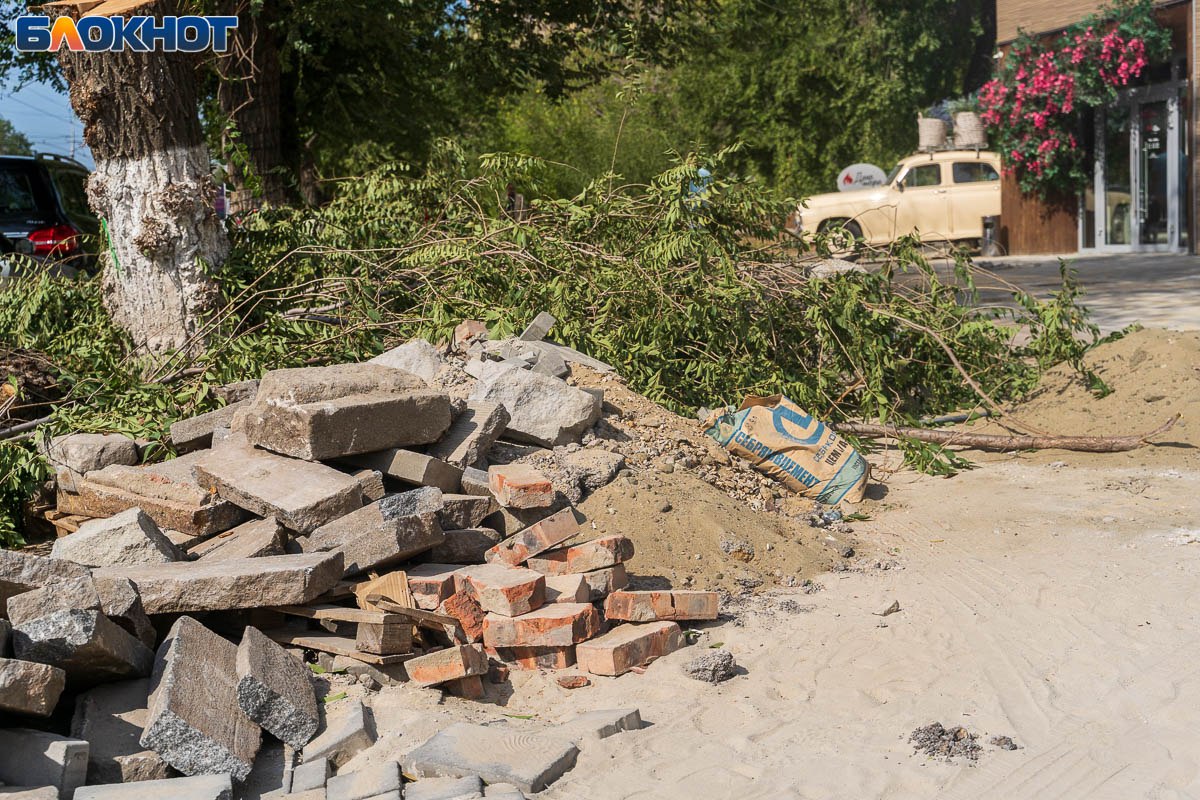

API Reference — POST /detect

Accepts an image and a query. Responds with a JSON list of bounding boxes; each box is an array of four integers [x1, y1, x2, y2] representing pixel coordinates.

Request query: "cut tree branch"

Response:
[[833, 415, 1180, 453]]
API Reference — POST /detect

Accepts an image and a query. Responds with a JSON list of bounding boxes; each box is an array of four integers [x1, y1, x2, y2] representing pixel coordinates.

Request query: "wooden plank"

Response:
[[261, 629, 411, 666], [367, 596, 467, 644], [269, 604, 403, 625], [355, 571, 413, 613], [83, 0, 153, 16], [355, 622, 413, 656], [38, 0, 105, 11]]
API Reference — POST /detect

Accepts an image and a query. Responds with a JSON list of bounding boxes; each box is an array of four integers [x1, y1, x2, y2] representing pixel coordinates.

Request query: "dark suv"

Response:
[[0, 153, 99, 277]]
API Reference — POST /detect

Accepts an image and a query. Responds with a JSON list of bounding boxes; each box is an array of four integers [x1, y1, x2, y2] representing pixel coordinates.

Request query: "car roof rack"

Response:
[[35, 152, 89, 170]]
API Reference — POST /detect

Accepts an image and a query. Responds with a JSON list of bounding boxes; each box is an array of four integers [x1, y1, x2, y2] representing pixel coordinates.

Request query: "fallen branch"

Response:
[[833, 414, 1180, 453]]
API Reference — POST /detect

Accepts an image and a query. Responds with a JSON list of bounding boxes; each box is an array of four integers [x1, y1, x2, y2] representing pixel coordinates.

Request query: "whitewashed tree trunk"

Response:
[[58, 0, 225, 357]]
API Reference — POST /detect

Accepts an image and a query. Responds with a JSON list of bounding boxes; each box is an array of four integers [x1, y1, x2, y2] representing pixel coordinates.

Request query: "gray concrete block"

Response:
[[0, 786, 58, 799], [427, 402, 510, 469], [70, 678, 174, 785], [436, 495, 493, 531], [0, 729, 88, 800], [94, 577, 156, 649], [12, 609, 153, 688], [459, 468, 492, 498], [0, 550, 91, 617], [187, 517, 285, 562], [41, 433, 138, 475], [369, 339, 444, 384], [50, 508, 184, 568], [72, 773, 232, 799], [141, 617, 261, 781], [300, 699, 373, 768], [325, 760, 400, 800], [343, 450, 462, 493], [403, 723, 578, 793], [302, 489, 443, 577], [236, 626, 320, 748], [287, 757, 329, 793], [405, 775, 484, 800], [428, 528, 503, 565], [6, 577, 101, 628], [468, 369, 601, 448], [0, 658, 65, 717], [518, 312, 555, 342], [170, 400, 251, 453]]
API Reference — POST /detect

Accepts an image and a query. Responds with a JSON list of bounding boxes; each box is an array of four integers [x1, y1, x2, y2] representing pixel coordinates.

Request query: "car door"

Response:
[[893, 162, 951, 241], [948, 160, 1001, 239]]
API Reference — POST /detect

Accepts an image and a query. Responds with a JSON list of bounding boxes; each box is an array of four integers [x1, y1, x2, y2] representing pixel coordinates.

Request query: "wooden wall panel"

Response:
[[998, 0, 1181, 44], [999, 171, 1079, 255]]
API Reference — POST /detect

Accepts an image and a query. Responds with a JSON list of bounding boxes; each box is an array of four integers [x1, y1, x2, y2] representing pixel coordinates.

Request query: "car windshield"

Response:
[[885, 162, 904, 186]]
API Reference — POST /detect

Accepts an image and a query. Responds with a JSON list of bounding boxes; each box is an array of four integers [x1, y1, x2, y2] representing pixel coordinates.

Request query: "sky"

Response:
[[1, 77, 94, 168]]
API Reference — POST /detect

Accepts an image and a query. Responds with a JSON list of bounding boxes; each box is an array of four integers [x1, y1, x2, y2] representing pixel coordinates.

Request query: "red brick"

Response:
[[493, 645, 576, 671], [444, 674, 485, 699], [576, 621, 684, 677], [488, 464, 554, 509], [406, 563, 460, 610], [454, 563, 545, 617], [556, 675, 590, 689], [526, 536, 634, 576], [485, 508, 578, 566], [581, 563, 628, 601], [483, 603, 600, 649], [439, 591, 486, 642], [405, 644, 488, 686], [603, 590, 719, 622], [544, 574, 589, 604]]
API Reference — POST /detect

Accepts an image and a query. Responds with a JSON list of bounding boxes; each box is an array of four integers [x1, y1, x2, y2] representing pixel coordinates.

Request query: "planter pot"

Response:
[[917, 117, 948, 151], [953, 112, 987, 149]]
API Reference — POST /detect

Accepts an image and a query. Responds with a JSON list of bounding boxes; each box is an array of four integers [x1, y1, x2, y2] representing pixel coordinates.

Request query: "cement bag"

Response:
[[704, 395, 869, 505]]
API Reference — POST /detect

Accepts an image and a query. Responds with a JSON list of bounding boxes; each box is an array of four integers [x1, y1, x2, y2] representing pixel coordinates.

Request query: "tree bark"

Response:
[[57, 0, 225, 357]]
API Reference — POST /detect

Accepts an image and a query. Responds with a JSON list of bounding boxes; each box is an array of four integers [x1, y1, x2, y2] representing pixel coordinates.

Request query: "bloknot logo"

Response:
[[15, 15, 238, 52]]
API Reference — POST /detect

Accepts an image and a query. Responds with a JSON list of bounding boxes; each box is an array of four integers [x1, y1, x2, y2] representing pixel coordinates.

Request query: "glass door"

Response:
[[1137, 100, 1170, 246]]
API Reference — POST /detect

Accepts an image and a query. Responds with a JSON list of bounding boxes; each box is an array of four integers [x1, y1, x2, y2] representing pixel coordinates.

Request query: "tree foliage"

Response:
[[0, 115, 32, 154]]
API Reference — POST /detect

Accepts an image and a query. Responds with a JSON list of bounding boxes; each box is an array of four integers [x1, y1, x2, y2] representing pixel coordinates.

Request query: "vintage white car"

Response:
[[794, 150, 1001, 248]]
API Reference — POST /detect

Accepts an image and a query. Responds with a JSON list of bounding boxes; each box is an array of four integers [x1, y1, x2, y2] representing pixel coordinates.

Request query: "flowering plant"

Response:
[[979, 0, 1170, 197]]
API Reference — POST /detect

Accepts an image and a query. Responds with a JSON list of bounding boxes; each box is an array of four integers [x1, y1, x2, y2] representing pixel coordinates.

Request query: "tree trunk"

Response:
[[217, 0, 289, 211], [57, 0, 225, 357]]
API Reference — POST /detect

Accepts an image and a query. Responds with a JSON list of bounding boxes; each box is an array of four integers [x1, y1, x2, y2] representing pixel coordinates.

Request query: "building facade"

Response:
[[997, 0, 1196, 254]]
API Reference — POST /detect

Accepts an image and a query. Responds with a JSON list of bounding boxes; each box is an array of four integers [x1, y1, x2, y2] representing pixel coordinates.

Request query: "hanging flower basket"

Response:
[[978, 0, 1171, 198]]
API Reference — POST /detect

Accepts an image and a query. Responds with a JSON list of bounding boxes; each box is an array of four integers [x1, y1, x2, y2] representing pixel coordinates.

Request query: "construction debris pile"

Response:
[[0, 315, 728, 799]]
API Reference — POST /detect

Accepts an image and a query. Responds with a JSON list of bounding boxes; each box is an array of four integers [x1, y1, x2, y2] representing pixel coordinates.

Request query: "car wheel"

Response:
[[818, 219, 864, 261]]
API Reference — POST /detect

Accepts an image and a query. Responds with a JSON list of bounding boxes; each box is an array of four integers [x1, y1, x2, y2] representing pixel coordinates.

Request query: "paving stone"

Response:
[[72, 774, 232, 799], [236, 626, 320, 748], [487, 465, 553, 509], [6, 576, 101, 628], [369, 339, 444, 383], [542, 574, 589, 604], [468, 368, 601, 448], [325, 759, 400, 800], [603, 590, 719, 622], [0, 550, 91, 616], [0, 729, 88, 800], [170, 400, 251, 453], [459, 468, 492, 498], [575, 621, 684, 677], [526, 536, 633, 576], [405, 774, 484, 800], [12, 609, 153, 688], [454, 565, 544, 617], [302, 489, 444, 577], [57, 453, 247, 538], [300, 699, 374, 768], [50, 508, 184, 568], [580, 563, 628, 601], [428, 528, 503, 565], [491, 645, 576, 671], [349, 469, 386, 502], [186, 517, 285, 562], [95, 552, 343, 614], [405, 564, 460, 610], [70, 678, 174, 785], [427, 402, 509, 470], [41, 433, 138, 474], [403, 723, 578, 793], [553, 708, 643, 747], [141, 617, 261, 781], [344, 450, 462, 492], [94, 577, 157, 649], [437, 592, 485, 643], [288, 756, 329, 793], [193, 442, 364, 534], [0, 658, 65, 716], [483, 604, 600, 649], [436, 495, 494, 531], [484, 508, 578, 567], [404, 645, 488, 687]]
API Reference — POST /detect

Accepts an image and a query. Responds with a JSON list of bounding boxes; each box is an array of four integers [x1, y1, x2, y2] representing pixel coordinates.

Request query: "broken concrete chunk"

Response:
[[50, 508, 183, 568], [406, 563, 461, 610], [70, 678, 174, 785], [12, 609, 153, 688], [454, 564, 544, 617], [427, 402, 510, 469], [369, 339, 444, 384], [0, 729, 88, 800], [344, 449, 462, 493], [459, 467, 492, 498], [404, 723, 577, 793], [484, 507, 578, 567], [41, 432, 138, 475], [562, 448, 626, 493], [193, 442, 364, 533], [581, 563, 628, 601], [141, 617, 261, 781], [554, 708, 643, 747], [302, 488, 444, 577], [214, 379, 260, 404], [300, 699, 374, 768], [543, 574, 589, 604], [0, 550, 91, 616], [254, 363, 427, 404], [0, 657, 65, 717], [519, 311, 556, 342], [576, 621, 684, 677], [346, 468, 386, 502], [482, 604, 600, 649], [95, 552, 343, 614], [326, 760, 401, 800], [73, 774, 233, 800], [94, 577, 157, 649], [236, 626, 320, 748], [526, 536, 633, 576], [6, 576, 101, 628], [186, 517, 285, 562], [289, 757, 329, 793], [437, 495, 494, 531], [429, 528, 504, 565], [170, 400, 250, 453], [487, 465, 554, 509], [405, 774, 485, 800], [604, 590, 719, 622], [468, 369, 601, 447], [405, 644, 488, 687]]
